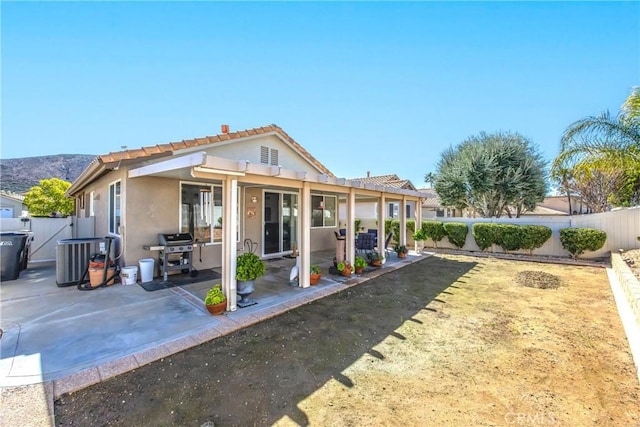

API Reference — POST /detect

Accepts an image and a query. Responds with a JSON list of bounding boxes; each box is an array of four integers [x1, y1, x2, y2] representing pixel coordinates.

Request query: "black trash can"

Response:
[[0, 232, 29, 281]]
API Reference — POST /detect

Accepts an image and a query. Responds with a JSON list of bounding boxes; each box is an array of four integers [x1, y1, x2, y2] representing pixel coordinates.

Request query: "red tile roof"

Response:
[[98, 124, 334, 177]]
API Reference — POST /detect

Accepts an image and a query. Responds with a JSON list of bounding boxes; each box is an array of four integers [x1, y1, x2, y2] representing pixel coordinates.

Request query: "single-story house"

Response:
[[0, 190, 27, 218], [66, 124, 426, 311]]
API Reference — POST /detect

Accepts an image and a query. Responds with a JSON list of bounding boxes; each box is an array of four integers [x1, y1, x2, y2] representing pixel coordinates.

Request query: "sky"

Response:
[[2, 1, 639, 189]]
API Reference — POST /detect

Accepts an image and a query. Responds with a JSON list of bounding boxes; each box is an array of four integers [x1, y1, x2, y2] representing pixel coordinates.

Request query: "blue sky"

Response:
[[2, 1, 638, 189]]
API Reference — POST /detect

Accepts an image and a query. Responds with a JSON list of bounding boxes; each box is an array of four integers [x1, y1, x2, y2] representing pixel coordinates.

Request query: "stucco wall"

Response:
[[204, 134, 319, 173]]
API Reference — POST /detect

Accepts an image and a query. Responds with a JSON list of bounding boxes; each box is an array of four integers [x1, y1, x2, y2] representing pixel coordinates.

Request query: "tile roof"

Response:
[[98, 124, 334, 177], [349, 174, 416, 190], [416, 187, 441, 208]]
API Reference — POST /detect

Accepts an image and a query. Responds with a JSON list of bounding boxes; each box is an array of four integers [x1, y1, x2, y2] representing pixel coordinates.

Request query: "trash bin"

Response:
[[0, 232, 29, 281], [138, 258, 155, 283], [121, 266, 138, 285]]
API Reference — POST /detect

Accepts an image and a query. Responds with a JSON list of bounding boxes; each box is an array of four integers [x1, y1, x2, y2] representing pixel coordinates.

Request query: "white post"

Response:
[[378, 192, 386, 261], [346, 189, 356, 264], [399, 196, 407, 247], [299, 183, 311, 288], [222, 178, 238, 311]]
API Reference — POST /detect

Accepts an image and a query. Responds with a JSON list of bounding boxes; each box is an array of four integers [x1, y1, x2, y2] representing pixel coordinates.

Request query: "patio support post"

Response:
[[299, 182, 311, 288], [378, 192, 386, 261], [346, 188, 356, 263], [399, 196, 407, 247], [222, 177, 238, 311], [416, 199, 423, 234]]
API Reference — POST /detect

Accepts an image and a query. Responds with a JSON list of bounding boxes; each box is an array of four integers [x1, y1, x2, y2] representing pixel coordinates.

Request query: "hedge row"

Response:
[[388, 220, 606, 258], [472, 223, 552, 254]]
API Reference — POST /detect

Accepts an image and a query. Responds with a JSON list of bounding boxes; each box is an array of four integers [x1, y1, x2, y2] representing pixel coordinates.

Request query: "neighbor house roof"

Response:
[[416, 188, 441, 209], [68, 124, 334, 195], [0, 190, 26, 202], [349, 174, 417, 191]]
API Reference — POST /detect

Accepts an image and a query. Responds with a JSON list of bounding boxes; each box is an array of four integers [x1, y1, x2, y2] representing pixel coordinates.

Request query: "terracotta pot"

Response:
[[355, 266, 364, 274], [341, 268, 352, 277], [398, 252, 407, 259], [310, 273, 321, 285], [370, 260, 382, 267], [206, 301, 226, 315]]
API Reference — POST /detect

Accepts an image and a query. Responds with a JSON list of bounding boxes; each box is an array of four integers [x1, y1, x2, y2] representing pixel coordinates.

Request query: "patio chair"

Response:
[[383, 232, 394, 255], [367, 229, 378, 247], [355, 232, 376, 257]]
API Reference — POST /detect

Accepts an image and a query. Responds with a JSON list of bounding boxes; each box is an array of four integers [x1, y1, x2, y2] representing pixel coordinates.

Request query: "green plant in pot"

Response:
[[413, 229, 427, 252], [236, 252, 265, 307], [336, 260, 352, 277], [367, 251, 383, 267], [353, 256, 368, 273], [310, 264, 322, 285], [394, 244, 408, 258], [204, 283, 227, 315]]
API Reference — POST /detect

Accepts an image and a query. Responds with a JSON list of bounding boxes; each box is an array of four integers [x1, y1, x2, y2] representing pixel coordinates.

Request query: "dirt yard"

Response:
[[54, 254, 640, 426]]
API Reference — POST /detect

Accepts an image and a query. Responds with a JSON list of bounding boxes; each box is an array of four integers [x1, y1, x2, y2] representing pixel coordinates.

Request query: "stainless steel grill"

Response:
[[156, 233, 195, 281]]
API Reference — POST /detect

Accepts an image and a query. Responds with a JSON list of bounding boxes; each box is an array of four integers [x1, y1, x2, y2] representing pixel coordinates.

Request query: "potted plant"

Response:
[[336, 260, 352, 277], [413, 229, 427, 252], [310, 264, 322, 285], [353, 256, 367, 274], [394, 244, 408, 258], [367, 251, 383, 267], [235, 252, 266, 307], [204, 283, 227, 315]]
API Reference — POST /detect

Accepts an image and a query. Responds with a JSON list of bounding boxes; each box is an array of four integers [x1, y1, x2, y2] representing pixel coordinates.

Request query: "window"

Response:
[[311, 194, 337, 227], [181, 183, 223, 243], [406, 204, 412, 219], [90, 191, 95, 217], [108, 181, 121, 234]]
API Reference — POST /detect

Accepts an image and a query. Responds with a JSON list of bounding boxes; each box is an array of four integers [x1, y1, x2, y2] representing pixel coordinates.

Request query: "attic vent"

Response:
[[260, 146, 279, 165]]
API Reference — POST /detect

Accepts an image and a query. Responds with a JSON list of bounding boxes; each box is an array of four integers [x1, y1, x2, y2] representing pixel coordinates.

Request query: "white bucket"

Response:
[[121, 266, 138, 285], [138, 258, 155, 283]]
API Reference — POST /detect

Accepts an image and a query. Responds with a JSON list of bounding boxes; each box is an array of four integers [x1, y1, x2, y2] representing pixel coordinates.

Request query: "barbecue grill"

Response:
[[146, 233, 198, 282]]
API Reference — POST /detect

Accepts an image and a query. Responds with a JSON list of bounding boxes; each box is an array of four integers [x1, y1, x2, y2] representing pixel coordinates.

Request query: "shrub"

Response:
[[390, 219, 401, 243], [494, 224, 523, 252], [413, 229, 427, 241], [406, 219, 416, 234], [443, 222, 468, 248], [520, 225, 552, 255], [559, 228, 607, 259], [423, 221, 447, 247], [472, 223, 497, 251]]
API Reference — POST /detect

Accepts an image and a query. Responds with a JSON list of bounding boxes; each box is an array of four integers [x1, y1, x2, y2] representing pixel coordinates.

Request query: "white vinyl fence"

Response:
[[0, 216, 95, 263], [413, 206, 640, 259]]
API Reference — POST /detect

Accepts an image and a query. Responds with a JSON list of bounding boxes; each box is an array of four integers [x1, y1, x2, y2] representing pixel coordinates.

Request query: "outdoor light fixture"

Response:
[[251, 196, 258, 203]]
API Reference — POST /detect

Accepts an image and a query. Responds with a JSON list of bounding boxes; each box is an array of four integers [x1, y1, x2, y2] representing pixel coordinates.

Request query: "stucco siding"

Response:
[[201, 134, 320, 173]]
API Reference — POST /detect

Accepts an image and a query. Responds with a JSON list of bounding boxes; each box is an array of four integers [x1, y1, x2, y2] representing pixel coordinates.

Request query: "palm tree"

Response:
[[553, 87, 640, 171], [424, 172, 437, 188]]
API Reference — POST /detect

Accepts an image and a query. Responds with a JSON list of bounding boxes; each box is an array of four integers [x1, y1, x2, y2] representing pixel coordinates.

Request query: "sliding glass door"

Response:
[[263, 191, 298, 256]]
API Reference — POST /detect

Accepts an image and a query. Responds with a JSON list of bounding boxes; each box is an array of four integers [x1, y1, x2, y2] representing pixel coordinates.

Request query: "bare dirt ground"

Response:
[[54, 254, 640, 426]]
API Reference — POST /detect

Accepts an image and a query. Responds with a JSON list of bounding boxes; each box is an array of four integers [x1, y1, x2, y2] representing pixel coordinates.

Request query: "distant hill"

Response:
[[0, 154, 96, 194]]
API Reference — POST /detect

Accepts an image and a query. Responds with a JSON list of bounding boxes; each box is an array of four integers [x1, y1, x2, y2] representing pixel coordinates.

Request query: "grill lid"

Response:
[[158, 233, 194, 246]]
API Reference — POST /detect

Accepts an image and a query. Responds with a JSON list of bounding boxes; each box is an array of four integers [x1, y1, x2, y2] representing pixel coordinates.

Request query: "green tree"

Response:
[[434, 131, 548, 218], [24, 178, 75, 217]]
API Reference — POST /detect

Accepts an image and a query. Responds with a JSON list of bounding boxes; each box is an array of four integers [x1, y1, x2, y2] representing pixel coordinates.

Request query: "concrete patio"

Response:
[[0, 248, 427, 423]]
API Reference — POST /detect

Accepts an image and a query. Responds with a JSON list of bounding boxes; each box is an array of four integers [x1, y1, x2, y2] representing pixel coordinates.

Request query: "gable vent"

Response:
[[270, 149, 279, 166], [260, 146, 269, 164]]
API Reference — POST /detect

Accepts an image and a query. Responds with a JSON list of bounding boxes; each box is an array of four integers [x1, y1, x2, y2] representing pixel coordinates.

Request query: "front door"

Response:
[[263, 191, 298, 256]]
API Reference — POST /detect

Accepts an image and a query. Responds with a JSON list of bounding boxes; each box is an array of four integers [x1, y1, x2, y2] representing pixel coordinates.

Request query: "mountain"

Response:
[[0, 154, 96, 194]]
